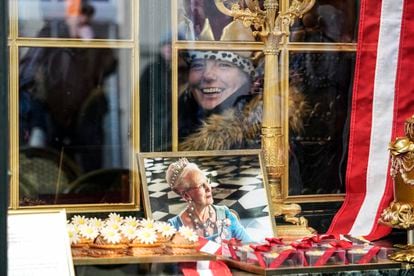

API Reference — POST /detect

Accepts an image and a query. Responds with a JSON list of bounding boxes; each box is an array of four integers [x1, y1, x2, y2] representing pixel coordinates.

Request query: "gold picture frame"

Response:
[[138, 149, 277, 241]]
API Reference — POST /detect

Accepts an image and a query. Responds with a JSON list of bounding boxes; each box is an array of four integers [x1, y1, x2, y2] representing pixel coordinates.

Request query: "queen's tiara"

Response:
[[168, 158, 189, 188]]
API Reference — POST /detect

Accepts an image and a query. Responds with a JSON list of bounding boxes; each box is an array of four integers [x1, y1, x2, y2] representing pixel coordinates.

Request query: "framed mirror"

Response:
[[138, 150, 277, 242]]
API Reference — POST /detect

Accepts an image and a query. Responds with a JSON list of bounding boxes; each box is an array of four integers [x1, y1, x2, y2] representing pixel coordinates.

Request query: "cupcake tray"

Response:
[[73, 253, 216, 265], [222, 258, 401, 275]]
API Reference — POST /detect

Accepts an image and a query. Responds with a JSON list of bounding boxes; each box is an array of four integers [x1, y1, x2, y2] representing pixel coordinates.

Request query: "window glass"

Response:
[[18, 46, 132, 205], [18, 0, 132, 39], [290, 0, 358, 43], [177, 0, 260, 42], [289, 51, 355, 195], [177, 49, 264, 151]]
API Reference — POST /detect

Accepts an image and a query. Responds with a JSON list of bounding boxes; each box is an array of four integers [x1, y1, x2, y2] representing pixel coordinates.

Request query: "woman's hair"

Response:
[[165, 158, 200, 194]]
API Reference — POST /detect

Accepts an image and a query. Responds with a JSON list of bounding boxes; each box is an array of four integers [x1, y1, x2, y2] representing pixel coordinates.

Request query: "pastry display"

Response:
[[67, 213, 201, 258]]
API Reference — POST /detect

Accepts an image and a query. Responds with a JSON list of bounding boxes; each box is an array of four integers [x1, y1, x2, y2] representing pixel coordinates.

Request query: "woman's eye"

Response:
[[190, 61, 205, 70], [217, 62, 233, 68]]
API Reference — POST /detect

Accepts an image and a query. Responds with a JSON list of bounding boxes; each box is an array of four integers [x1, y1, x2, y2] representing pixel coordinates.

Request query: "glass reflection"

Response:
[[177, 50, 264, 151], [289, 52, 355, 195], [18, 0, 131, 39], [177, 0, 258, 41], [290, 0, 358, 43], [18, 46, 132, 205]]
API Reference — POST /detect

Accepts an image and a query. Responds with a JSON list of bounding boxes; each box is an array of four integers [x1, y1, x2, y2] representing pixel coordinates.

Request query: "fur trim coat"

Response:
[[179, 86, 307, 151]]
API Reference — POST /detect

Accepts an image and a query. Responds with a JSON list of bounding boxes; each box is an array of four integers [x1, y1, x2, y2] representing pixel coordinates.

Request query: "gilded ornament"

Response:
[[380, 115, 414, 263]]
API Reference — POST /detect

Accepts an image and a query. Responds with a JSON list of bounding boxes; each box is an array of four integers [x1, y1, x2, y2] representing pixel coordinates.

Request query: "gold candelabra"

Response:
[[215, 0, 316, 237], [380, 115, 414, 263]]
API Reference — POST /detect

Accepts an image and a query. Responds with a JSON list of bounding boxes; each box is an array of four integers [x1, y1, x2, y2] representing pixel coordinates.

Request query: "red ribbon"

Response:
[[265, 237, 284, 246], [268, 249, 295, 268], [302, 234, 336, 244], [223, 238, 241, 261], [250, 244, 272, 252], [290, 241, 312, 266], [250, 244, 272, 268], [356, 246, 381, 264], [313, 240, 352, 266], [290, 240, 312, 250]]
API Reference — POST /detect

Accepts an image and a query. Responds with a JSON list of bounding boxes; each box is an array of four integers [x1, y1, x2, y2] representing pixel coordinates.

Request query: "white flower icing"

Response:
[[136, 228, 157, 244], [178, 226, 198, 242]]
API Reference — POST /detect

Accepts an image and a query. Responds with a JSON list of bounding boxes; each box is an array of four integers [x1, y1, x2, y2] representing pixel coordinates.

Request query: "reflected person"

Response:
[[166, 158, 252, 243], [178, 50, 307, 151]]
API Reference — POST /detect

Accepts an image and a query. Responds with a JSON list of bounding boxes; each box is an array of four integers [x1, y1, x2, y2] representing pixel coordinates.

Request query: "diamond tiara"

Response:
[[168, 158, 189, 188]]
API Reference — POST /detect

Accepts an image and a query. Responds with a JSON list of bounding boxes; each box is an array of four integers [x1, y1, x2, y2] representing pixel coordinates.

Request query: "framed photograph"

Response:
[[138, 149, 276, 242]]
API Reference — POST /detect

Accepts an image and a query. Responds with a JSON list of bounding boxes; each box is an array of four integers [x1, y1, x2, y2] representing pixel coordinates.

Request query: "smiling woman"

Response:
[[178, 49, 262, 150]]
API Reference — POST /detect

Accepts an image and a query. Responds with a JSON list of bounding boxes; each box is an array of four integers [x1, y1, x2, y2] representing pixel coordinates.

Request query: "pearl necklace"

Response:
[[187, 205, 216, 237]]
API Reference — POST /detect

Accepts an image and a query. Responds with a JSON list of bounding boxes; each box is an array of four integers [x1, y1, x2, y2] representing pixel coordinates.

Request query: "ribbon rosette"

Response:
[[222, 238, 242, 260], [314, 240, 352, 266], [302, 234, 336, 245], [265, 237, 284, 247]]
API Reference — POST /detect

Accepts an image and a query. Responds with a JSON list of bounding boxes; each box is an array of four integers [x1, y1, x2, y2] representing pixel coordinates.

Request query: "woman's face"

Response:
[[188, 59, 249, 110], [185, 168, 213, 207]]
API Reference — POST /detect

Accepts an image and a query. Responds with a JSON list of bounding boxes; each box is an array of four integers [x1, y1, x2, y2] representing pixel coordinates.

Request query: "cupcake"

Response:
[[128, 228, 164, 256], [305, 249, 325, 266], [166, 226, 199, 255], [88, 226, 127, 258]]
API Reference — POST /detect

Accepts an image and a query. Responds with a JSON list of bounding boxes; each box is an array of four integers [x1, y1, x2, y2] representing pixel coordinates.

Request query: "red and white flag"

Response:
[[328, 0, 414, 241], [180, 237, 231, 276]]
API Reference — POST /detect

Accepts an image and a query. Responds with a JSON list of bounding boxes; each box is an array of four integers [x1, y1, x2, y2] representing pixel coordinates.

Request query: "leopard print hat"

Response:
[[183, 50, 255, 78]]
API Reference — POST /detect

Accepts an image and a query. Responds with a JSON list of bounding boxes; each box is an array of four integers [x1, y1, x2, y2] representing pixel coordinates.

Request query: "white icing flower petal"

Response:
[[79, 224, 99, 240], [71, 215, 87, 226], [156, 222, 176, 237], [121, 225, 138, 240], [136, 228, 157, 244], [101, 227, 121, 244], [67, 225, 80, 244], [178, 226, 198, 242], [140, 218, 155, 229], [123, 216, 140, 228], [105, 220, 121, 231], [88, 218, 104, 229], [108, 213, 124, 223]]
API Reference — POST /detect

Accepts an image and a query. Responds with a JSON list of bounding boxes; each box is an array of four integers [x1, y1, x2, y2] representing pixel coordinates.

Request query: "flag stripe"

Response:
[[327, 0, 382, 235], [197, 261, 214, 276], [349, 0, 404, 236], [327, 0, 414, 240], [364, 0, 414, 240]]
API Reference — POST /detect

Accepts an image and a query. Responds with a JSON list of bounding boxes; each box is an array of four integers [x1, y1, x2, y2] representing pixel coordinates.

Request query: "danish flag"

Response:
[[328, 0, 414, 240], [180, 237, 232, 276]]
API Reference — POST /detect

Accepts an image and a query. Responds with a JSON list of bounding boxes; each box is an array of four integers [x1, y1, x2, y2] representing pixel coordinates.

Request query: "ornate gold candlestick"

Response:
[[380, 115, 414, 262], [214, 0, 316, 236]]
